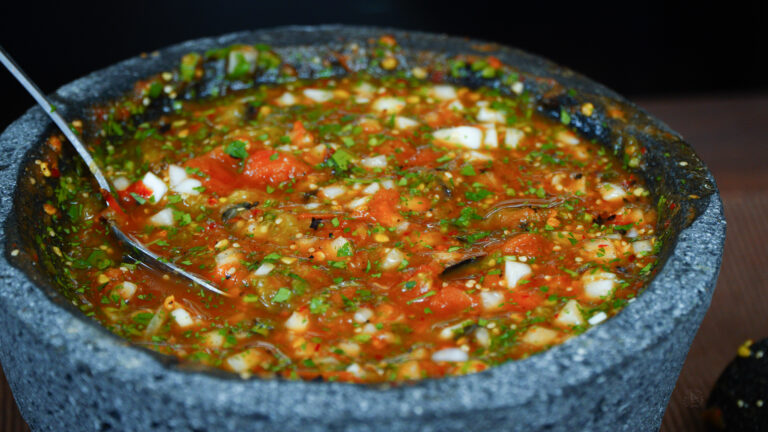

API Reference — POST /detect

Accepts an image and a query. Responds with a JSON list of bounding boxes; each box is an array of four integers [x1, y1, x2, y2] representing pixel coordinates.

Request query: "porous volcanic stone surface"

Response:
[[0, 26, 726, 432]]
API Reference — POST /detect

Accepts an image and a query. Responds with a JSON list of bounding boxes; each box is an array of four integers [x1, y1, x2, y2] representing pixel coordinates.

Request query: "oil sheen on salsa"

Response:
[[52, 73, 659, 383]]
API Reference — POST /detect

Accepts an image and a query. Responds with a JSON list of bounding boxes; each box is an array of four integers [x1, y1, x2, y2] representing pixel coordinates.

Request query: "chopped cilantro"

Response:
[[336, 242, 353, 257], [453, 207, 483, 227], [460, 165, 477, 176], [272, 287, 292, 303], [309, 297, 329, 314], [330, 149, 354, 171], [224, 140, 248, 159], [130, 193, 146, 205]]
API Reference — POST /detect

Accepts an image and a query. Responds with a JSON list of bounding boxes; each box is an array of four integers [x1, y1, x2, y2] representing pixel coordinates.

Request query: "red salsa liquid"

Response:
[[51, 73, 658, 382]]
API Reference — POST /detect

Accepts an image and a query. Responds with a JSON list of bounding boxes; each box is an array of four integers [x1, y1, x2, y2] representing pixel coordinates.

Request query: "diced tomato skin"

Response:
[[429, 286, 473, 317], [183, 146, 242, 194], [377, 140, 414, 165], [403, 147, 441, 168], [367, 189, 403, 227], [289, 121, 314, 147], [183, 147, 311, 194], [243, 150, 311, 187], [499, 233, 552, 257], [508, 289, 541, 312], [130, 180, 153, 198], [117, 180, 153, 205]]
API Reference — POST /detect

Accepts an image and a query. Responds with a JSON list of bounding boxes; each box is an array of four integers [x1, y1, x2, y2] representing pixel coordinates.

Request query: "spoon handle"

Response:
[[0, 45, 113, 193], [0, 45, 228, 297]]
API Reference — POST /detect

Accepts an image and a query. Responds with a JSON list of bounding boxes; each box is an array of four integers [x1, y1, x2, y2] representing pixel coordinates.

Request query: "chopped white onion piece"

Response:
[[354, 307, 374, 323], [360, 155, 388, 169], [482, 124, 498, 148], [346, 363, 364, 377], [381, 179, 395, 189], [330, 236, 352, 256], [141, 172, 168, 203], [171, 308, 195, 328], [474, 327, 491, 347], [346, 196, 370, 210], [252, 262, 275, 276], [116, 281, 137, 300], [439, 322, 464, 340], [215, 248, 241, 267], [521, 326, 559, 346], [363, 182, 380, 195], [225, 349, 261, 373], [433, 126, 483, 149], [168, 164, 187, 187], [582, 238, 618, 261], [599, 183, 627, 202], [504, 128, 525, 148], [113, 176, 131, 191], [275, 92, 297, 106], [431, 348, 469, 362], [582, 271, 617, 299], [174, 178, 202, 195], [149, 208, 174, 226], [632, 240, 653, 255], [202, 330, 224, 349], [557, 130, 580, 146], [395, 116, 419, 130], [337, 341, 361, 357], [504, 261, 532, 288], [429, 85, 457, 101], [447, 100, 465, 111], [480, 291, 504, 310], [477, 106, 506, 124], [588, 311, 608, 325], [372, 97, 406, 114], [395, 221, 410, 234], [553, 299, 585, 328], [381, 248, 405, 270], [303, 88, 334, 103], [463, 150, 493, 162], [320, 185, 347, 199], [354, 82, 376, 98], [285, 311, 309, 332]]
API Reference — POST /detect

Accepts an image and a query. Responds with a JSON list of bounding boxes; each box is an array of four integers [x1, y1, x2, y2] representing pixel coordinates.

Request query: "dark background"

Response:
[[0, 1, 765, 130]]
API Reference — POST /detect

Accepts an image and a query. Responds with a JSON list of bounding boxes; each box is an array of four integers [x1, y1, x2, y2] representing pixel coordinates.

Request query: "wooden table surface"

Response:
[[2, 94, 766, 431]]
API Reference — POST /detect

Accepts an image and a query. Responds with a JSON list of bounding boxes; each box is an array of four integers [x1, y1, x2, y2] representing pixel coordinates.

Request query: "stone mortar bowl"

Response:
[[0, 26, 726, 431]]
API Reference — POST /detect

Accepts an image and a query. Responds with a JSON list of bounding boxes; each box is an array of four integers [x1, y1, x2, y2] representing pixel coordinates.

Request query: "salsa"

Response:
[[47, 68, 658, 383]]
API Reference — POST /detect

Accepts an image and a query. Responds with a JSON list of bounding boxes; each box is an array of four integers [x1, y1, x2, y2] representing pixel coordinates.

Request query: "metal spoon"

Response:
[[0, 46, 228, 296]]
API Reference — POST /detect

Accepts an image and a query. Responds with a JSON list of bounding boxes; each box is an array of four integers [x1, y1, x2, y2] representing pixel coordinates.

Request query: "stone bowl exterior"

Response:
[[0, 26, 725, 431]]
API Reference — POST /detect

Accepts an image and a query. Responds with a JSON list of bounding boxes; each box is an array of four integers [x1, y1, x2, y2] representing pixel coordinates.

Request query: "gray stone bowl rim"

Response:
[[0, 25, 725, 421]]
